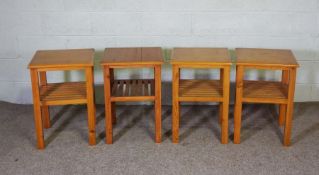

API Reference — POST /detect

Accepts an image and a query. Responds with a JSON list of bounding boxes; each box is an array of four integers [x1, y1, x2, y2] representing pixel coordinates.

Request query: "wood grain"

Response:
[[171, 48, 231, 65], [234, 66, 244, 144], [85, 67, 96, 145], [39, 71, 51, 129], [279, 70, 289, 126], [236, 48, 299, 68], [179, 80, 223, 102], [172, 65, 180, 143], [101, 47, 163, 144], [28, 49, 94, 68], [104, 66, 113, 144], [39, 82, 87, 106], [284, 68, 297, 146], [28, 49, 96, 149], [102, 47, 163, 66], [221, 66, 230, 144], [171, 48, 231, 144], [234, 48, 298, 146], [155, 65, 162, 143]]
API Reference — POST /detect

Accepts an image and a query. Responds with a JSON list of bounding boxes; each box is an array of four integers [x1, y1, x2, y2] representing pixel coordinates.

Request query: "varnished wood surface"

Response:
[[243, 80, 288, 103], [234, 50, 299, 146], [39, 72, 51, 129], [30, 69, 45, 149], [279, 70, 289, 126], [171, 48, 231, 65], [102, 48, 163, 144], [179, 80, 223, 101], [102, 47, 163, 65], [29, 49, 96, 149], [85, 67, 96, 145], [28, 49, 94, 68], [284, 68, 297, 146], [172, 65, 180, 143], [154, 65, 162, 143], [40, 82, 87, 105], [236, 48, 299, 67], [171, 47, 231, 144]]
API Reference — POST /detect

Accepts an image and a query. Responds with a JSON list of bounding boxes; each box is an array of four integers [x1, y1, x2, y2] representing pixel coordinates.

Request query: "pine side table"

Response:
[[101, 47, 163, 144], [171, 48, 231, 144], [28, 49, 96, 149], [234, 48, 299, 146]]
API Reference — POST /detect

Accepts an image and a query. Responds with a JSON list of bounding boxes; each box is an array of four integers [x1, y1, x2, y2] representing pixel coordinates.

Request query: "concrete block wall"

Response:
[[0, 0, 318, 104]]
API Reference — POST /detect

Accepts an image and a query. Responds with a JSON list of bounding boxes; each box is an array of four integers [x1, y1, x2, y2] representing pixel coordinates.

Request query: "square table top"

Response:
[[170, 48, 231, 65], [236, 48, 299, 67], [101, 47, 163, 66], [28, 49, 94, 69]]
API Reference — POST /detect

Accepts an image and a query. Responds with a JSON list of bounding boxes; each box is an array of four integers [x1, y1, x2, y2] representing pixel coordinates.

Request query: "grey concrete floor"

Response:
[[0, 101, 318, 175]]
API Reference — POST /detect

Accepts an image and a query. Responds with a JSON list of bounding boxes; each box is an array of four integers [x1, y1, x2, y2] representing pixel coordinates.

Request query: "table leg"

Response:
[[219, 68, 224, 125], [39, 71, 51, 129], [111, 102, 116, 125], [219, 103, 223, 125], [110, 68, 116, 125], [279, 70, 289, 126], [284, 68, 296, 146], [221, 66, 230, 144], [154, 65, 162, 143], [172, 65, 180, 143], [30, 69, 45, 149], [234, 66, 244, 144], [104, 66, 113, 144], [85, 67, 96, 145]]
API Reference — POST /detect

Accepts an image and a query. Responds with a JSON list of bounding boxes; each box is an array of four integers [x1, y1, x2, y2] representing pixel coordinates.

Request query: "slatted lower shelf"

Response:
[[243, 80, 288, 104], [40, 82, 87, 105], [179, 80, 223, 102], [111, 79, 155, 101]]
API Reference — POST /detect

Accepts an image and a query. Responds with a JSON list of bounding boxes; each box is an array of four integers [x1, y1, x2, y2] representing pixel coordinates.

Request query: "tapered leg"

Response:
[[30, 69, 45, 149], [39, 72, 51, 129], [172, 65, 180, 143], [85, 67, 96, 145], [279, 70, 289, 126], [154, 65, 162, 143], [221, 66, 230, 144], [234, 66, 244, 144], [284, 68, 297, 146], [104, 66, 113, 144]]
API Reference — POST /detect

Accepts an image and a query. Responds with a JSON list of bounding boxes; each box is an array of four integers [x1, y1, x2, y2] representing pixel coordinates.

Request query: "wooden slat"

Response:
[[179, 80, 223, 99], [111, 80, 118, 95], [242, 80, 288, 103], [179, 96, 223, 102], [111, 96, 155, 102], [118, 80, 124, 96], [111, 79, 154, 99], [124, 80, 130, 96], [39, 82, 87, 106], [131, 79, 138, 96], [143, 79, 149, 96], [137, 80, 143, 95]]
